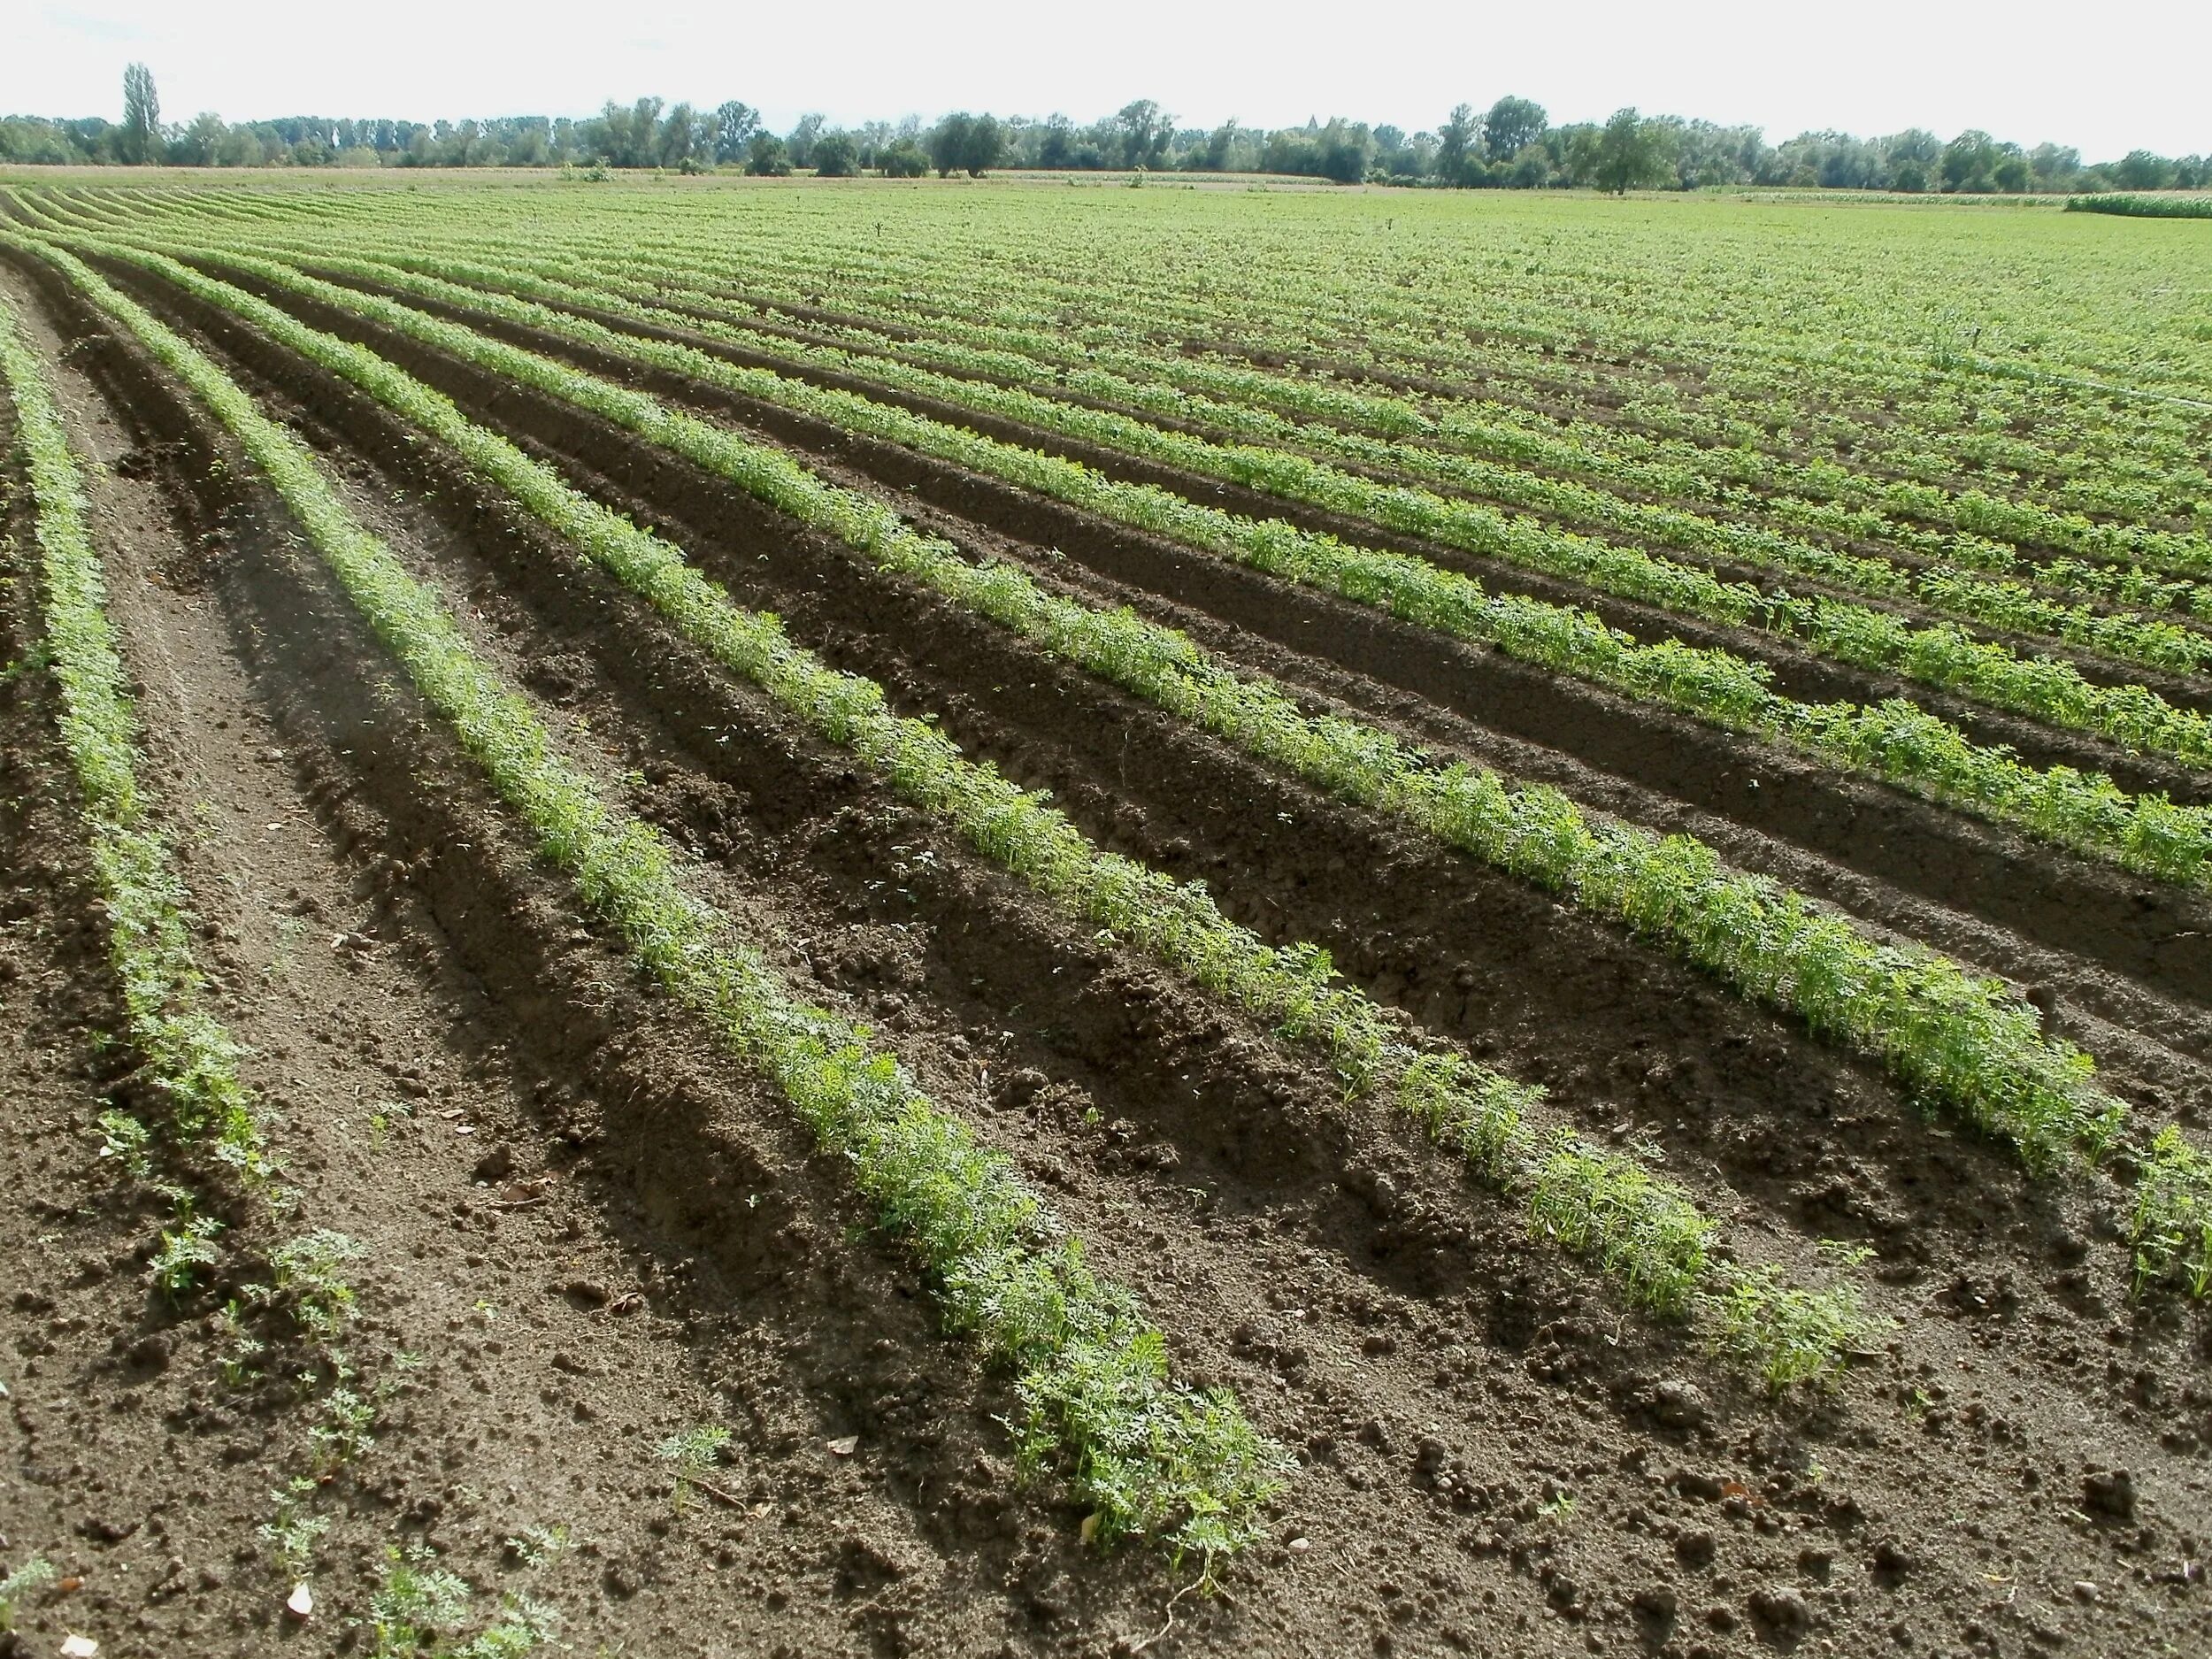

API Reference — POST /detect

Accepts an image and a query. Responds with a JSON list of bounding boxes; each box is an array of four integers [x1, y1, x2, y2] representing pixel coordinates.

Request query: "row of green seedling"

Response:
[[112, 234, 2139, 1185], [112, 236, 1878, 1389], [26, 236, 1286, 1567], [433, 227, 2212, 621], [159, 238, 2212, 891], [426, 205, 2212, 557], [0, 288, 276, 1293], [50, 188, 2212, 583]]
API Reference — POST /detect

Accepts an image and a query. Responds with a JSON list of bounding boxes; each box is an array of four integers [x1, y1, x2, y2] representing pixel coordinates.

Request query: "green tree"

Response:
[[810, 131, 859, 176], [787, 113, 826, 167], [1483, 96, 1546, 162], [120, 63, 160, 164], [657, 103, 711, 170], [713, 101, 760, 163], [2112, 149, 2174, 190], [1884, 128, 1941, 192], [1113, 99, 1172, 169], [1590, 108, 1672, 193], [173, 111, 227, 166], [1436, 103, 1478, 186], [744, 131, 790, 175], [879, 139, 928, 177], [929, 112, 1005, 177], [1940, 129, 2001, 192]]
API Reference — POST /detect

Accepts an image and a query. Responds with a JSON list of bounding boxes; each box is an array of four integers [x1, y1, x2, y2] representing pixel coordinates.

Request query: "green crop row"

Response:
[[127, 234, 2135, 1179], [107, 236, 1876, 1384], [170, 240, 2212, 890], [449, 232, 2212, 641], [0, 288, 273, 1221], [24, 235, 1286, 1568], [45, 186, 2212, 584], [331, 198, 2211, 540], [511, 267, 2212, 768]]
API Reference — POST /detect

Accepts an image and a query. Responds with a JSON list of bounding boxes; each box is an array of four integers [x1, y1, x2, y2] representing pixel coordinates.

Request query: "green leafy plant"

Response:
[[0, 1558, 58, 1631], [654, 1425, 733, 1513]]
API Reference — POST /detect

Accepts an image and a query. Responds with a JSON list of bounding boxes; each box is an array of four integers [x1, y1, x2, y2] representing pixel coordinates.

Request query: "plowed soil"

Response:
[[1, 232, 2208, 1659]]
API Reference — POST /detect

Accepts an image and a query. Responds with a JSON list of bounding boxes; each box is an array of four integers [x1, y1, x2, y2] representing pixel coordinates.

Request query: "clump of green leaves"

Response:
[[96, 1109, 153, 1179], [654, 1425, 732, 1513], [369, 1544, 556, 1659], [1703, 1248, 1879, 1394], [0, 1558, 58, 1631], [257, 1477, 331, 1575], [256, 1228, 368, 1344], [309, 1386, 377, 1471], [150, 1213, 223, 1297], [2131, 1127, 2212, 1299]]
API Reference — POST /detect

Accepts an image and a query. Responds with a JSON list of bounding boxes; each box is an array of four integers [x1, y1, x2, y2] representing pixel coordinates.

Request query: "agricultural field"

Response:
[[0, 173, 2207, 1658]]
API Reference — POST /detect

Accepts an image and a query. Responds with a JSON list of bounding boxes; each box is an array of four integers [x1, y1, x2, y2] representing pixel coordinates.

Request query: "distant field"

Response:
[[1, 175, 2208, 1658]]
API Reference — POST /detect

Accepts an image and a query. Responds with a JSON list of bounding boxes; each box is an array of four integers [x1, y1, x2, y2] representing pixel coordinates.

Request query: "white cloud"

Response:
[[9, 0, 2208, 162]]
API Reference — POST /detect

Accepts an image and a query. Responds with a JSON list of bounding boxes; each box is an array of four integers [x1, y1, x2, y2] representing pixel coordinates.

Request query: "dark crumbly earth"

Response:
[[0, 232, 2208, 1659]]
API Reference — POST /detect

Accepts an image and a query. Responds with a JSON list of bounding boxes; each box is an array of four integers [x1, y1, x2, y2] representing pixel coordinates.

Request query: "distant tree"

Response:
[[744, 132, 790, 175], [120, 63, 160, 164], [2112, 149, 2173, 190], [1436, 103, 1478, 185], [1193, 118, 1238, 172], [713, 101, 760, 163], [2028, 142, 2079, 189], [1482, 96, 1546, 163], [1940, 129, 2001, 192], [173, 111, 226, 166], [1113, 99, 1172, 169], [1317, 119, 1372, 183], [787, 112, 826, 167], [1882, 128, 1941, 192], [1991, 145, 2030, 193], [928, 111, 1005, 177], [810, 130, 859, 176], [1038, 113, 1075, 168], [879, 139, 928, 177], [1588, 108, 1671, 193], [657, 102, 711, 169]]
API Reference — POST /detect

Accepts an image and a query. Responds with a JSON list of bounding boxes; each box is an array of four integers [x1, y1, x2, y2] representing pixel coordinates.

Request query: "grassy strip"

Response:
[[201, 242, 2212, 891], [2067, 195, 2212, 221], [28, 238, 1286, 1563], [0, 288, 274, 1225], [106, 242, 1878, 1376], [2130, 1128, 2212, 1298], [111, 240, 2131, 1179]]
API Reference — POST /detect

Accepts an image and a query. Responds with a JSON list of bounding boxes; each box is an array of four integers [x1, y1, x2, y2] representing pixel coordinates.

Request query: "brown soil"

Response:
[[1, 236, 2208, 1659]]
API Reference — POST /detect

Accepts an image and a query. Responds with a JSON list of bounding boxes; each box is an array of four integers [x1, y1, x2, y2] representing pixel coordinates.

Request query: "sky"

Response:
[[10, 0, 2209, 163]]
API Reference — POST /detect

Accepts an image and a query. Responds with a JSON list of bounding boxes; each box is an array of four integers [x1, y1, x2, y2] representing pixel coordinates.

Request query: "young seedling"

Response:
[[309, 1386, 377, 1471], [257, 1478, 331, 1577], [96, 1109, 152, 1179], [0, 1558, 58, 1631], [654, 1425, 733, 1514], [150, 1214, 223, 1298], [368, 1543, 557, 1659], [2130, 1127, 2212, 1299]]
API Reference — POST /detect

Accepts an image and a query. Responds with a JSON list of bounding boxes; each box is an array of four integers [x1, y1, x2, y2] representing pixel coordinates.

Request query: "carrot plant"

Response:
[[31, 238, 1286, 1566], [1, 288, 274, 1242], [101, 238, 2132, 1178], [165, 241, 2212, 891], [95, 237, 1870, 1380]]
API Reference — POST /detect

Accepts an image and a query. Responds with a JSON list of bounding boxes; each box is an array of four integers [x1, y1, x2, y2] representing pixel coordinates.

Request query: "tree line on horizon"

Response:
[[4, 67, 2205, 196]]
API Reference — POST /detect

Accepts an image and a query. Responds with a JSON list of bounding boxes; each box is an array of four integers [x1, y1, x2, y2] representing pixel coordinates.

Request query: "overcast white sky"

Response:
[[11, 0, 2208, 162]]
